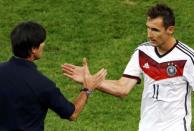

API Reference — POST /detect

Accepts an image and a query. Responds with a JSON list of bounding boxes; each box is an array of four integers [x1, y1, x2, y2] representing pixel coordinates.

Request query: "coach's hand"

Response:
[[62, 58, 88, 83]]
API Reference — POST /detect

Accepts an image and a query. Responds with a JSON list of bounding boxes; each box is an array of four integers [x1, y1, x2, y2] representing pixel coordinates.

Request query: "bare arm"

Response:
[[69, 91, 88, 121], [62, 59, 138, 98], [69, 60, 107, 121], [97, 77, 137, 97]]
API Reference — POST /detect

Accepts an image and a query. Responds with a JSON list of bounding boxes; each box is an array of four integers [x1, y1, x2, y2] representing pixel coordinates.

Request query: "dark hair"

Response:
[[10, 21, 46, 58], [147, 4, 175, 29]]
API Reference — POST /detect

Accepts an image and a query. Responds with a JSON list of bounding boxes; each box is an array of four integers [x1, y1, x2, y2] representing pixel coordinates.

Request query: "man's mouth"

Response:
[[149, 39, 156, 43]]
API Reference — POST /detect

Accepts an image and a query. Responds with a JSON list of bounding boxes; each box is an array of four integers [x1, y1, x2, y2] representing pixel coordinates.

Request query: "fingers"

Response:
[[61, 64, 76, 70], [91, 69, 107, 87], [95, 68, 106, 77], [83, 57, 90, 75], [82, 68, 107, 89], [61, 64, 77, 73], [62, 62, 85, 83], [62, 65, 74, 74], [63, 73, 74, 79], [62, 68, 73, 75], [95, 69, 107, 82], [61, 68, 73, 75], [61, 64, 75, 68]]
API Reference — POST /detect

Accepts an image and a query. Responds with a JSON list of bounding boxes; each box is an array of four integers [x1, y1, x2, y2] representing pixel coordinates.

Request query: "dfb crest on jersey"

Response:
[[166, 64, 177, 76]]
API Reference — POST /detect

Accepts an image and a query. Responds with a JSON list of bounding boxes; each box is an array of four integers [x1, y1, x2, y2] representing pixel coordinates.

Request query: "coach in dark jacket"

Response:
[[0, 21, 106, 131]]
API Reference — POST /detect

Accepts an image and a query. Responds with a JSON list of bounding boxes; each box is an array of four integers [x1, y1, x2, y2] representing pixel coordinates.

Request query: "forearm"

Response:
[[69, 91, 88, 121], [97, 80, 129, 97], [97, 77, 137, 97]]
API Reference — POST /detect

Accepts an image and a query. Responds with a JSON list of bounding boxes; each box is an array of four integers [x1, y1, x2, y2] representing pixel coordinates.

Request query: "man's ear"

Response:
[[31, 48, 37, 54], [167, 26, 175, 35]]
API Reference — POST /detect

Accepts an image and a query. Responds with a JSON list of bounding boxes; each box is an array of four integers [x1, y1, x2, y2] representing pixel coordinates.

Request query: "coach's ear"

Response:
[[167, 26, 175, 35], [31, 48, 36, 54]]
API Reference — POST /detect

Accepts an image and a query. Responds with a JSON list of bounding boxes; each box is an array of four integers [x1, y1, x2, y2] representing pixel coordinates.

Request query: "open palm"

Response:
[[62, 58, 89, 83]]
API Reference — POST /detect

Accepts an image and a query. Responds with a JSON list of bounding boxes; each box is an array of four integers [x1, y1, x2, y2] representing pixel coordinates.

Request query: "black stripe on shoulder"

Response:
[[177, 42, 194, 57], [176, 44, 194, 64]]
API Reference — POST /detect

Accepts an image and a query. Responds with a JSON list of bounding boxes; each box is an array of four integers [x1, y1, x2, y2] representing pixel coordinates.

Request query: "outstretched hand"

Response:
[[61, 58, 87, 83], [62, 58, 107, 89], [82, 58, 107, 90]]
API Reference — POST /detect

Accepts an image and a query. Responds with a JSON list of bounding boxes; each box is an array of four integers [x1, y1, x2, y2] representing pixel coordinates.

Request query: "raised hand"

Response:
[[83, 60, 107, 90], [61, 58, 88, 83]]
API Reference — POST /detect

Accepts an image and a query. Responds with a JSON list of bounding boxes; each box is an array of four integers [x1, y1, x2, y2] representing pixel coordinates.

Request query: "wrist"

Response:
[[97, 81, 104, 89], [80, 87, 92, 97]]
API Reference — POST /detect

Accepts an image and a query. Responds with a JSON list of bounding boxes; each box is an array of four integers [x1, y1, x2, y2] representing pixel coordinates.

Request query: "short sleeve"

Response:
[[183, 60, 194, 91], [123, 49, 142, 83]]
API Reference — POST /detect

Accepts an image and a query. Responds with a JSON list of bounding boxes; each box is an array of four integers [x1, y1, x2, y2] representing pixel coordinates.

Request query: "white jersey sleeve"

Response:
[[183, 59, 194, 91], [123, 49, 142, 79]]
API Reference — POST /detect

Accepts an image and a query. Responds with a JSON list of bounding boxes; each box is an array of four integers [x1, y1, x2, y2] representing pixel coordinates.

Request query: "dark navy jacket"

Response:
[[0, 56, 75, 131]]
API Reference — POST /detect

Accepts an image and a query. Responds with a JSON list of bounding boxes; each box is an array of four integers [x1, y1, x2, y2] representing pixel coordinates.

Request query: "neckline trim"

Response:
[[154, 40, 178, 58]]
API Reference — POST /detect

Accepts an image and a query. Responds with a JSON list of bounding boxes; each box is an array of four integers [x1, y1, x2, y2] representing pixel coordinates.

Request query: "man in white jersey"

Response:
[[61, 4, 194, 131]]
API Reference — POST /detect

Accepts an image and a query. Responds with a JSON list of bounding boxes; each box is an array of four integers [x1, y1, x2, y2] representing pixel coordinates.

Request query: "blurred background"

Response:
[[0, 0, 194, 130]]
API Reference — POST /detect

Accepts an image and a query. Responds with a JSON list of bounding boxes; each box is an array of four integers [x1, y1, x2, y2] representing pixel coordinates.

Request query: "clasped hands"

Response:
[[61, 58, 107, 90]]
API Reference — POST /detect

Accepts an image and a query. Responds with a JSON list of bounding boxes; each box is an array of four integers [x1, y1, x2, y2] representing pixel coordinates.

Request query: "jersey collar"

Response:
[[154, 40, 178, 58]]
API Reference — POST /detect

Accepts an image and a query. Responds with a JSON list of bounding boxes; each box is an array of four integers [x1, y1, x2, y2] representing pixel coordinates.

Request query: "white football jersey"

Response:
[[123, 41, 194, 131]]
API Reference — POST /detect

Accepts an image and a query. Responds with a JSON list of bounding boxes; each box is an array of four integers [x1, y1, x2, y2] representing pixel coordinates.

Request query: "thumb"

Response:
[[82, 57, 90, 74], [82, 57, 87, 66]]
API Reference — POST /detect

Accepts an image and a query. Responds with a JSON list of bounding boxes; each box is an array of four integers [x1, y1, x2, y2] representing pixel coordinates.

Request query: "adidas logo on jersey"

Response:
[[143, 62, 150, 69]]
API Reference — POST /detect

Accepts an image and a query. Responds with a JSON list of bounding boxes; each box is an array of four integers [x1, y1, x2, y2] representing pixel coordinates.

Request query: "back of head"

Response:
[[10, 21, 46, 58], [147, 4, 175, 29]]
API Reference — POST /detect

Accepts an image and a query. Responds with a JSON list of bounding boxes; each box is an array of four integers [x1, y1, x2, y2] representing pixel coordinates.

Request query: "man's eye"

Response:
[[152, 28, 159, 32]]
